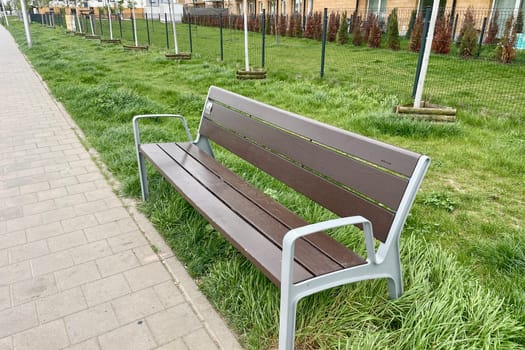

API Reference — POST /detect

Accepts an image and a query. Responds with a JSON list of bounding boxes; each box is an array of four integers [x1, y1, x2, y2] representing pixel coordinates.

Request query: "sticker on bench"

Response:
[[204, 102, 213, 116]]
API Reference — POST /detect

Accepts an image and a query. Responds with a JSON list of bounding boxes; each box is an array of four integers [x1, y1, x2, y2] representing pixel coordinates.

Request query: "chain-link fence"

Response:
[[45, 5, 525, 114]]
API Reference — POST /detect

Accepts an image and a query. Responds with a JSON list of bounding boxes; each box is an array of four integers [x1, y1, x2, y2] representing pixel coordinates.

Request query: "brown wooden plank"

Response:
[[141, 143, 313, 285], [157, 143, 355, 277], [205, 103, 408, 210], [205, 86, 421, 176], [199, 122, 395, 242], [179, 142, 367, 269]]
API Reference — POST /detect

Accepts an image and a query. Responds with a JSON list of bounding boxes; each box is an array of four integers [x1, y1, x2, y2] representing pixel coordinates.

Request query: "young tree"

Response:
[[368, 14, 381, 48], [327, 12, 339, 42], [409, 13, 423, 52], [517, 9, 523, 33], [352, 14, 363, 46], [386, 8, 400, 50], [363, 13, 374, 43], [337, 11, 348, 45], [496, 15, 518, 63], [459, 7, 478, 58], [432, 15, 453, 54], [484, 10, 499, 44]]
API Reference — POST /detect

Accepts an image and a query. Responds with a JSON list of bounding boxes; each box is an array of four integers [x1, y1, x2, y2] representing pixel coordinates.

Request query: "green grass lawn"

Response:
[[6, 19, 525, 349]]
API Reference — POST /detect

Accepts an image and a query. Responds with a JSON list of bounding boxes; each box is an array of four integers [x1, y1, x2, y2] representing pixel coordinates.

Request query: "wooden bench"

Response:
[[133, 86, 430, 350]]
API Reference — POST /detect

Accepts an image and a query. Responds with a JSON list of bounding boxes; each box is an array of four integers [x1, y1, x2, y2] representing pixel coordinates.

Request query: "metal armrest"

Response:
[[132, 114, 194, 147], [281, 216, 376, 286], [132, 114, 193, 201]]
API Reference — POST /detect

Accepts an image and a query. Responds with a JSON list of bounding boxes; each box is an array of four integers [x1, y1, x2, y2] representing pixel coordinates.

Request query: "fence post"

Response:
[[145, 13, 151, 46], [262, 9, 266, 68], [477, 17, 487, 58], [451, 13, 459, 41], [131, 13, 136, 44], [165, 13, 170, 49], [219, 13, 224, 61], [412, 6, 432, 98], [99, 13, 103, 35], [118, 15, 123, 39], [320, 8, 328, 78], [188, 13, 193, 53]]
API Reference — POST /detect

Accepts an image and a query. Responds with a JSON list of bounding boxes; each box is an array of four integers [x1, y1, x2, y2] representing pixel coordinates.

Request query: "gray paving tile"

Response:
[[146, 305, 202, 345], [9, 240, 49, 263], [11, 274, 57, 305], [0, 303, 38, 338], [111, 288, 164, 325], [13, 319, 69, 350], [0, 337, 13, 350], [65, 303, 119, 344], [54, 261, 101, 290], [0, 287, 10, 311], [98, 321, 157, 350], [36, 287, 87, 323], [81, 274, 131, 307], [96, 250, 140, 277], [124, 262, 171, 292]]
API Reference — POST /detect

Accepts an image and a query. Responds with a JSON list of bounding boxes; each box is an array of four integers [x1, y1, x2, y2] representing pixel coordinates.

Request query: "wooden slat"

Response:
[[199, 121, 395, 243], [206, 86, 421, 177], [141, 143, 313, 285], [157, 143, 361, 277], [178, 142, 366, 269], [206, 103, 408, 209]]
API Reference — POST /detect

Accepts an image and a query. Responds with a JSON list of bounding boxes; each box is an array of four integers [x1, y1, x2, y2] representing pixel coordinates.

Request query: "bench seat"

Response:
[[140, 142, 366, 285]]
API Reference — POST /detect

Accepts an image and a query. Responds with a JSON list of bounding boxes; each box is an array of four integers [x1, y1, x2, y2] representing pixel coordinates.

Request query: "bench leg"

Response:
[[386, 242, 403, 299], [137, 152, 149, 201], [278, 287, 298, 350]]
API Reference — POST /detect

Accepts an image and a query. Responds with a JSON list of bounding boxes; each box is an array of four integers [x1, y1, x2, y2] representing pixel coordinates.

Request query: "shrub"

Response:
[[406, 9, 417, 39], [337, 11, 348, 45], [517, 9, 524, 33], [368, 14, 382, 48], [496, 15, 517, 63], [484, 10, 499, 45], [294, 14, 304, 37], [409, 13, 423, 52], [363, 13, 374, 43], [304, 14, 314, 39], [288, 15, 296, 37], [432, 15, 453, 54], [459, 7, 478, 58], [312, 12, 322, 40], [327, 12, 339, 42], [386, 8, 400, 50], [278, 15, 287, 36], [352, 14, 363, 46]]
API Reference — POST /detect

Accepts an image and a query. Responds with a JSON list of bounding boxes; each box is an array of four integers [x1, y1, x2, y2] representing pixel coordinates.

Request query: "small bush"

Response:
[[432, 15, 453, 54], [278, 15, 287, 36], [288, 15, 296, 37], [368, 14, 382, 48], [484, 10, 499, 45], [294, 14, 304, 37], [386, 8, 400, 50], [352, 15, 363, 46], [517, 9, 523, 33], [312, 12, 322, 40], [327, 12, 339, 42], [337, 11, 348, 45], [459, 7, 478, 58], [409, 14, 423, 52], [496, 15, 517, 64], [363, 13, 374, 43], [304, 14, 314, 39]]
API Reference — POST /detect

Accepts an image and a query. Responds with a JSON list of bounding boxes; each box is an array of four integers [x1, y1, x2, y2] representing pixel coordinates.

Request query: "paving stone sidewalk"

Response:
[[0, 25, 242, 350]]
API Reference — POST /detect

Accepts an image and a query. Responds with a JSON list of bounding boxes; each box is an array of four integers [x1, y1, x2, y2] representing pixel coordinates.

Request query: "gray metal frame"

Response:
[[278, 155, 430, 350], [132, 114, 193, 201]]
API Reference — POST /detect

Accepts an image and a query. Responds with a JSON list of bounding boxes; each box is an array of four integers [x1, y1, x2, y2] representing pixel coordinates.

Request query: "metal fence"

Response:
[[43, 6, 525, 114]]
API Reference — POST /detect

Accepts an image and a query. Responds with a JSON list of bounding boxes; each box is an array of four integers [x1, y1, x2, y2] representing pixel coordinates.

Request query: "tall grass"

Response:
[[6, 21, 525, 349]]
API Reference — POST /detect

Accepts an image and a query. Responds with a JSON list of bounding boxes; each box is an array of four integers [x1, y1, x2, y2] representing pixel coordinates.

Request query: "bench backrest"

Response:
[[196, 86, 430, 244]]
